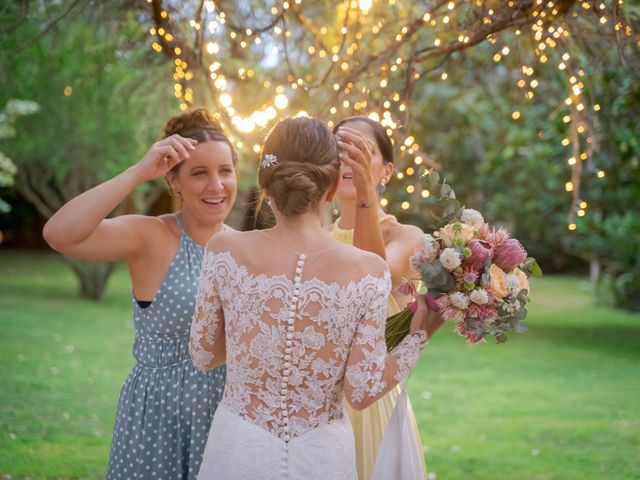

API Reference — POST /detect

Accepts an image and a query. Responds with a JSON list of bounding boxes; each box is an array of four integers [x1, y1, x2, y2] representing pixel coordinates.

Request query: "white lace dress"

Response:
[[190, 247, 428, 480]]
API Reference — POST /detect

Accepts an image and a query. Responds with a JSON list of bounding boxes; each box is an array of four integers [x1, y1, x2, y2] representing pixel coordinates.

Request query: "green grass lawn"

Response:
[[1, 251, 639, 479]]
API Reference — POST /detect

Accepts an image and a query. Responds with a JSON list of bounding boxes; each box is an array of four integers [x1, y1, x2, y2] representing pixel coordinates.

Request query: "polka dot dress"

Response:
[[107, 215, 226, 479]]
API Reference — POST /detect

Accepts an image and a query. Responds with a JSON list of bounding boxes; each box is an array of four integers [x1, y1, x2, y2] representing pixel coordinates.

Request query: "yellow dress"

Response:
[[329, 215, 426, 480]]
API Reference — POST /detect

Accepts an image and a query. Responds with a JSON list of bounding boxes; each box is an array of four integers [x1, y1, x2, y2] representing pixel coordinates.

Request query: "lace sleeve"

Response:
[[189, 250, 226, 371], [344, 267, 428, 410]]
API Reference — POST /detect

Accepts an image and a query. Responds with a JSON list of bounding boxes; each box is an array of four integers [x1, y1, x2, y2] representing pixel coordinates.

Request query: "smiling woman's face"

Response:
[[336, 120, 391, 202], [167, 140, 237, 226]]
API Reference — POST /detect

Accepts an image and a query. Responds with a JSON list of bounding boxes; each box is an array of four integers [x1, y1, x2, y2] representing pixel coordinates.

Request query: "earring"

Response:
[[378, 182, 387, 194], [331, 200, 339, 217], [169, 185, 181, 198]]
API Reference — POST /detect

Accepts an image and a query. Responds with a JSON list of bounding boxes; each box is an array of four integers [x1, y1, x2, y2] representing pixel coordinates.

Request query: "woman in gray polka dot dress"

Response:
[[43, 108, 236, 478]]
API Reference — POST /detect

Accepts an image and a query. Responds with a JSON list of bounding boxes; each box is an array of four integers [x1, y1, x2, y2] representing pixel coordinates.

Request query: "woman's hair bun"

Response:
[[163, 108, 221, 138], [258, 117, 340, 216], [162, 108, 237, 165]]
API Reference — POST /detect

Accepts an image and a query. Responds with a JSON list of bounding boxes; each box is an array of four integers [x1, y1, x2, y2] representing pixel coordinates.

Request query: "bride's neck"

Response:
[[272, 209, 324, 240]]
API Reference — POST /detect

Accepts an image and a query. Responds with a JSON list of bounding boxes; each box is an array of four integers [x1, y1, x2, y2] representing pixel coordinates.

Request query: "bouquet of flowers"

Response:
[[385, 171, 542, 350]]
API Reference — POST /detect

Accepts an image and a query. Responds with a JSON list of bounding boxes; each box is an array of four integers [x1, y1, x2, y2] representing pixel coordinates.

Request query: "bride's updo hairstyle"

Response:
[[258, 117, 340, 216], [163, 108, 238, 170]]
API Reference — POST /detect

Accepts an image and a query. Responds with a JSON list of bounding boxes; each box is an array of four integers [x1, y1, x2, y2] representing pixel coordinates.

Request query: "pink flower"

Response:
[[442, 306, 466, 322], [465, 330, 486, 345], [462, 266, 479, 284], [409, 249, 429, 272], [396, 279, 417, 298], [454, 321, 486, 344], [426, 294, 444, 312], [476, 223, 490, 240], [434, 294, 449, 311], [408, 300, 418, 313], [462, 239, 494, 271], [468, 302, 498, 323], [493, 239, 527, 272], [487, 227, 511, 248], [408, 294, 446, 313]]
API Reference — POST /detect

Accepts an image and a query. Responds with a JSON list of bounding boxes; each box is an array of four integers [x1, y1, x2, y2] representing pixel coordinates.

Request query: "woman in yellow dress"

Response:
[[331, 116, 427, 480]]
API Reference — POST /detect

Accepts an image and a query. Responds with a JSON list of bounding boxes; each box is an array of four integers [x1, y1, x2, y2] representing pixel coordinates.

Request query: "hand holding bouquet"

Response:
[[385, 172, 542, 350]]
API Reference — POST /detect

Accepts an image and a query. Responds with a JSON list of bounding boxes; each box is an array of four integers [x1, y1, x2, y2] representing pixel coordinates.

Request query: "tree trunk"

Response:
[[62, 257, 117, 300], [589, 256, 601, 287]]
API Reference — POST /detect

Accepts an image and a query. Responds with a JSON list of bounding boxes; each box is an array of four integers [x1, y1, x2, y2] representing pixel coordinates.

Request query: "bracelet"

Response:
[[357, 201, 374, 208]]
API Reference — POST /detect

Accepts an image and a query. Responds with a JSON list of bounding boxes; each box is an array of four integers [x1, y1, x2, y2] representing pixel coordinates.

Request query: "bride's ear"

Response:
[[325, 175, 341, 203]]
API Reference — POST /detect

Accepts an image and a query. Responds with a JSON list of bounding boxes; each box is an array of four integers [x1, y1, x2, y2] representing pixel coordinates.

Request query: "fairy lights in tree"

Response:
[[146, 0, 638, 227]]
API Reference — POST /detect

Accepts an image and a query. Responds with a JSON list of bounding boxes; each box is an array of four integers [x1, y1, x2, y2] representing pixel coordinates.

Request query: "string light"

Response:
[[144, 0, 621, 224]]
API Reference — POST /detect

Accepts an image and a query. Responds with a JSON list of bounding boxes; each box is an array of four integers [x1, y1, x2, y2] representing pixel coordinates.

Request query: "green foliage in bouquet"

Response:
[[422, 170, 465, 232], [386, 169, 464, 351]]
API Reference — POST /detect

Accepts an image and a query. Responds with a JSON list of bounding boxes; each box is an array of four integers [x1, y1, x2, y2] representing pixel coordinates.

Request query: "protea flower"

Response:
[[396, 278, 417, 298], [487, 227, 511, 248], [462, 239, 494, 271], [493, 239, 527, 272], [454, 321, 486, 344]]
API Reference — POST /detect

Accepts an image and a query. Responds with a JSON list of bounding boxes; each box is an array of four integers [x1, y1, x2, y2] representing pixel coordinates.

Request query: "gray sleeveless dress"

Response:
[[108, 215, 226, 479]]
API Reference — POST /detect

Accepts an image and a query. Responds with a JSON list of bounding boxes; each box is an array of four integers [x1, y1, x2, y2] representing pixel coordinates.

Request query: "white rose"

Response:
[[420, 234, 438, 259], [449, 292, 470, 310], [421, 233, 436, 248], [505, 274, 522, 296], [469, 289, 489, 305], [461, 209, 485, 228], [439, 248, 462, 271]]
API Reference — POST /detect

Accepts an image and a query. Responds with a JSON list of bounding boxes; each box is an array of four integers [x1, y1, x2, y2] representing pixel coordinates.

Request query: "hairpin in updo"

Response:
[[260, 153, 279, 169]]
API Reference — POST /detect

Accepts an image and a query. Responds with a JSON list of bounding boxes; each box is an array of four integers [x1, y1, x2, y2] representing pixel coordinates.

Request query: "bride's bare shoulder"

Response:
[[335, 242, 388, 276], [205, 229, 250, 252]]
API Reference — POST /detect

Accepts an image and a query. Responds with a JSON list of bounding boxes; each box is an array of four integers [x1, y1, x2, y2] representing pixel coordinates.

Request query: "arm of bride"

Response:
[[344, 262, 442, 410], [190, 249, 226, 371]]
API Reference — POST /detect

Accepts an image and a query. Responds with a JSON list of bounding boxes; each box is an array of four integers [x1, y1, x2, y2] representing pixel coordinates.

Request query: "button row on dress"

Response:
[[280, 253, 306, 446]]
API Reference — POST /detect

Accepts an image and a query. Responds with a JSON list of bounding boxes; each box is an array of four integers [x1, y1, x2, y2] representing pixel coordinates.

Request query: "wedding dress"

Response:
[[190, 235, 428, 479]]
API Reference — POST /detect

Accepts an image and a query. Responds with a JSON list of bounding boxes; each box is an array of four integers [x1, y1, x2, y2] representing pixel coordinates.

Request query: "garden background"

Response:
[[1, 1, 638, 478]]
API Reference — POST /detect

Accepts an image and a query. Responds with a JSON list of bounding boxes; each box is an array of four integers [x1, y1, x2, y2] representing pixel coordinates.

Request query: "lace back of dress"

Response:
[[201, 244, 389, 442], [277, 252, 306, 443]]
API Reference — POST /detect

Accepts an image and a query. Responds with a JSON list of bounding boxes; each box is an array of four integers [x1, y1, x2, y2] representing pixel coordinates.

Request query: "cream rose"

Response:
[[488, 264, 509, 299], [449, 292, 470, 310], [460, 209, 485, 228], [438, 222, 475, 247], [513, 267, 530, 293], [469, 289, 489, 305]]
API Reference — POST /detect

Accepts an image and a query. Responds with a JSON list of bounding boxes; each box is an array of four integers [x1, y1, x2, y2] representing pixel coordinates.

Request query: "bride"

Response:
[[190, 117, 443, 479]]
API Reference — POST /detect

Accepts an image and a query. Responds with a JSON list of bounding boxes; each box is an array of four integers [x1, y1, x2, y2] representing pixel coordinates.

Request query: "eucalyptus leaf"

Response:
[[421, 260, 444, 281], [516, 289, 529, 303], [496, 333, 508, 344], [531, 260, 543, 277], [432, 269, 456, 291], [515, 306, 528, 321], [429, 170, 440, 186]]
